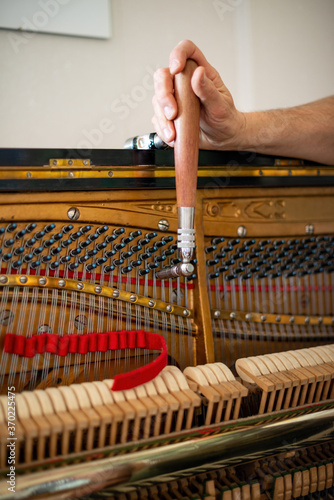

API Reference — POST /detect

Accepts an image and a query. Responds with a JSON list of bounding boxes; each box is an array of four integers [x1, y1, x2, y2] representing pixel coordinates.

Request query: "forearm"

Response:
[[233, 96, 334, 165]]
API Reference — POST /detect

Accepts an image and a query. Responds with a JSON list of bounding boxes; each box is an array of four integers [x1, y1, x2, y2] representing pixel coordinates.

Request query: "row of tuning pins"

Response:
[[0, 222, 197, 280], [205, 236, 334, 282]]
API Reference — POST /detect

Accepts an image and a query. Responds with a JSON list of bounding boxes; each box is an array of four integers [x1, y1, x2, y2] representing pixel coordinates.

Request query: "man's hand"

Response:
[[152, 40, 246, 150]]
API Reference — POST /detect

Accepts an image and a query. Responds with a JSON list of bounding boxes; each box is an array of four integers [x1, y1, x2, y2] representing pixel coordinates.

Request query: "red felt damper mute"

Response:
[[4, 330, 167, 391]]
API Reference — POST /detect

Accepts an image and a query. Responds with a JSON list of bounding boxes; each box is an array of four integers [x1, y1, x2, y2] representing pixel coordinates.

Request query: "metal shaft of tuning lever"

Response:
[[156, 59, 200, 280]]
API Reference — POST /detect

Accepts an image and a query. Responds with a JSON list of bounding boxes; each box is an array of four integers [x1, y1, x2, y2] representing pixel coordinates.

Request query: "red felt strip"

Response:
[[45, 334, 58, 354], [25, 337, 36, 358], [3, 329, 167, 391]]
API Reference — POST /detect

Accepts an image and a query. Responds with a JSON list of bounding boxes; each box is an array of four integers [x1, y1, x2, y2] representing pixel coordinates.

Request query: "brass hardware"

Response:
[[212, 309, 334, 326], [49, 158, 91, 168], [0, 274, 192, 319]]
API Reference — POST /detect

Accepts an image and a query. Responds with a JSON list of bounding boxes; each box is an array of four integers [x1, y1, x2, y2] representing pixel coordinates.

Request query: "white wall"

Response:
[[0, 0, 333, 149]]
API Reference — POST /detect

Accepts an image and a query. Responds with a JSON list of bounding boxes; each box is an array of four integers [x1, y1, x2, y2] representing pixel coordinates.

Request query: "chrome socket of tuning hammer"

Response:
[[155, 262, 194, 280], [155, 207, 195, 280], [177, 207, 195, 263]]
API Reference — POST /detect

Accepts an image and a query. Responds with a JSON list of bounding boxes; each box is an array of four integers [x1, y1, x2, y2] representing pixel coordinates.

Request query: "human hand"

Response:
[[152, 40, 246, 150]]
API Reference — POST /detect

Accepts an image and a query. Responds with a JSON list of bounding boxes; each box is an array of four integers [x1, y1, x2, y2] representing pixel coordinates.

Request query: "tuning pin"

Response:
[[53, 232, 63, 242], [121, 235, 134, 245], [87, 233, 98, 242], [241, 273, 252, 280], [34, 230, 45, 240], [205, 245, 217, 254], [11, 260, 22, 270], [104, 249, 116, 258], [145, 232, 157, 240], [62, 224, 73, 233], [44, 224, 56, 233], [51, 246, 62, 256], [121, 266, 132, 274], [138, 237, 150, 246], [130, 230, 142, 238], [78, 255, 89, 264], [120, 250, 133, 260], [60, 255, 71, 264], [33, 246, 43, 256], [96, 257, 107, 266], [211, 237, 225, 245], [103, 264, 115, 273], [6, 223, 17, 233], [138, 251, 151, 261], [84, 250, 96, 261], [49, 261, 59, 270], [86, 263, 97, 272], [68, 262, 79, 271], [162, 235, 173, 243], [206, 258, 219, 267], [155, 240, 168, 248], [44, 239, 55, 248], [130, 259, 141, 268], [14, 246, 24, 256], [113, 242, 125, 252], [79, 225, 91, 234], [15, 229, 26, 239], [130, 244, 142, 253], [97, 225, 109, 235], [23, 253, 33, 263], [41, 255, 51, 264], [138, 268, 150, 276], [30, 260, 41, 269], [96, 242, 107, 251], [4, 238, 14, 248], [112, 258, 124, 267], [25, 223, 37, 233], [154, 254, 166, 263]]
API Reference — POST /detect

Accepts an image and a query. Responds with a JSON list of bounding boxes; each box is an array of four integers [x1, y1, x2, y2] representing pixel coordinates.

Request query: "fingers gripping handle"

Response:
[[156, 60, 200, 280]]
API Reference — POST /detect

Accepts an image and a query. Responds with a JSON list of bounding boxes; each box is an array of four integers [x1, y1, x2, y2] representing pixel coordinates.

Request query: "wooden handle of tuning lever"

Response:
[[174, 59, 200, 208]]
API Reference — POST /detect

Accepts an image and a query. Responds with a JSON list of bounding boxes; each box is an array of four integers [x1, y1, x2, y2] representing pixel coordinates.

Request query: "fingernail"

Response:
[[163, 128, 172, 142], [200, 70, 206, 85], [170, 59, 179, 74], [164, 106, 173, 120]]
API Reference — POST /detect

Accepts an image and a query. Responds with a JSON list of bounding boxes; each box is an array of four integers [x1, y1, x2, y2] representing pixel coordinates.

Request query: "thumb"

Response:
[[191, 66, 223, 109]]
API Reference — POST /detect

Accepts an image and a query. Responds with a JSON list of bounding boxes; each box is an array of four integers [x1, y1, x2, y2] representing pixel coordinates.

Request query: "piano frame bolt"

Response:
[[77, 282, 84, 290], [214, 310, 221, 318], [245, 313, 252, 321], [289, 316, 295, 324], [112, 290, 120, 298], [0, 276, 8, 284], [58, 279, 66, 287], [130, 294, 137, 302], [183, 309, 190, 317], [237, 225, 247, 237], [39, 277, 47, 286], [67, 207, 80, 221], [158, 219, 169, 232], [166, 305, 173, 313], [19, 276, 28, 284], [305, 223, 314, 235], [148, 300, 155, 307], [275, 315, 281, 323], [95, 286, 102, 294], [230, 312, 236, 320], [260, 315, 267, 322]]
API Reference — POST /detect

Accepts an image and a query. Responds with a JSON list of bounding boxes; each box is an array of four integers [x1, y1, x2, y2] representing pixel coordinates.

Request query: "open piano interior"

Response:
[[0, 144, 333, 500]]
